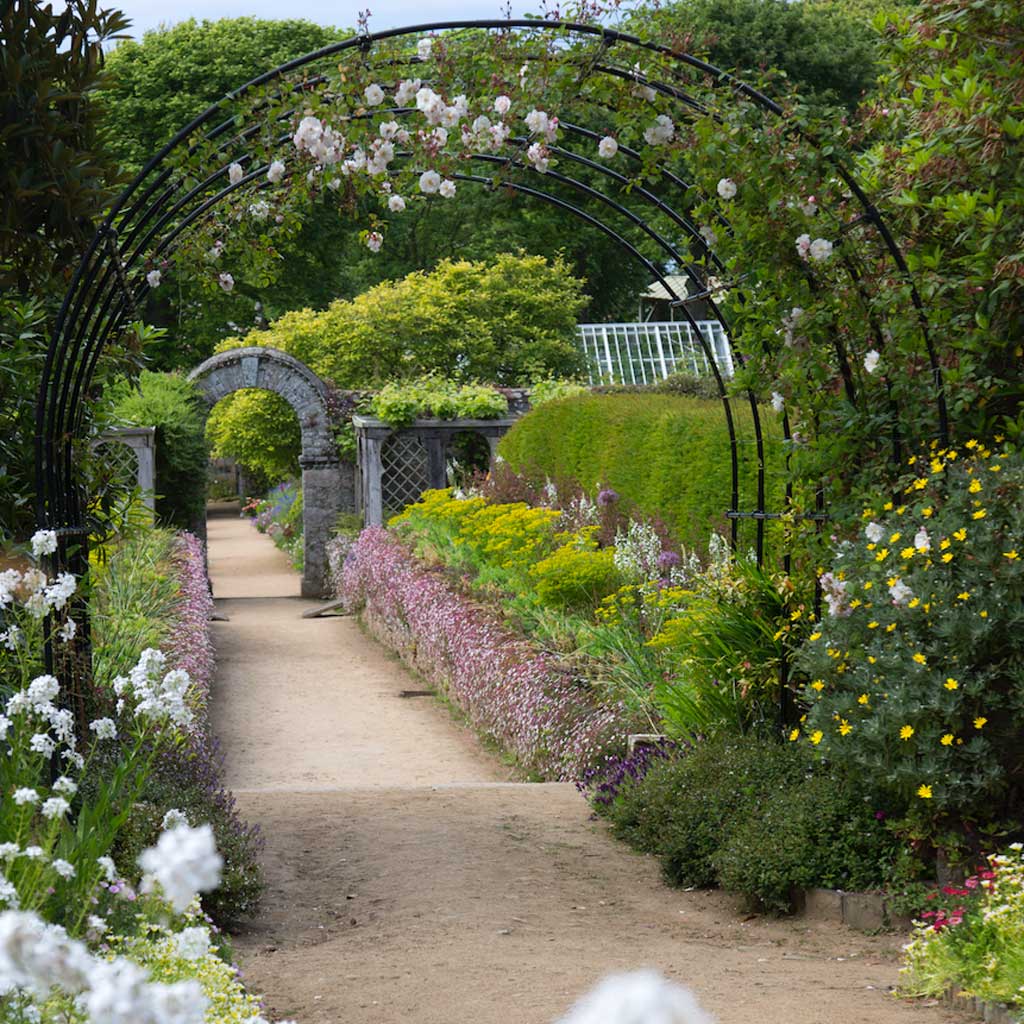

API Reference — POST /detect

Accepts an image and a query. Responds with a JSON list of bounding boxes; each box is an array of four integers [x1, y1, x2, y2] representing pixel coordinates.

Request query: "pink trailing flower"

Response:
[[341, 529, 631, 780]]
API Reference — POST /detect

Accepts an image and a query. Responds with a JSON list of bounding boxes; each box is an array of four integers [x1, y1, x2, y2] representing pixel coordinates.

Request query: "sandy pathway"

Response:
[[207, 508, 957, 1024]]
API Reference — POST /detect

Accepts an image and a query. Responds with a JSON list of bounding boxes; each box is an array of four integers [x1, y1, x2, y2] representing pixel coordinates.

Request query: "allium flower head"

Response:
[[596, 488, 619, 507]]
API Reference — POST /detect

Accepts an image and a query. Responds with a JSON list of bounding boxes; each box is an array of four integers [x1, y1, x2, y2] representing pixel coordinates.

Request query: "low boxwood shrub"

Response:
[[713, 772, 902, 914], [595, 733, 899, 909], [602, 734, 810, 888], [497, 392, 785, 556]]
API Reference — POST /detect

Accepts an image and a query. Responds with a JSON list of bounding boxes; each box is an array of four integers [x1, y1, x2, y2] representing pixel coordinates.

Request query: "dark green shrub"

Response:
[[713, 773, 901, 914], [498, 393, 785, 556], [603, 735, 809, 888], [108, 371, 209, 531]]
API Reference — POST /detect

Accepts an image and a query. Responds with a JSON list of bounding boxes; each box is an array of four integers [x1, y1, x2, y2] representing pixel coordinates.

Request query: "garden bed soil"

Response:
[[207, 509, 962, 1024]]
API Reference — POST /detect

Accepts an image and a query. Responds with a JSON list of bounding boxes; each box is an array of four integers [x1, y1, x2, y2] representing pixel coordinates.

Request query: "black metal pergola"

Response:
[[36, 19, 947, 713]]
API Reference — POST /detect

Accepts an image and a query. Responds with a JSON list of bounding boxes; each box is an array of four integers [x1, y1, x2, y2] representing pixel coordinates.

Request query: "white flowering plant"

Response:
[[0, 532, 205, 935]]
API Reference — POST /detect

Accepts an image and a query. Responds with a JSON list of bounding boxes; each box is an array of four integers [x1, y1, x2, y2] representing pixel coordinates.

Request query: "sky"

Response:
[[113, 0, 533, 38]]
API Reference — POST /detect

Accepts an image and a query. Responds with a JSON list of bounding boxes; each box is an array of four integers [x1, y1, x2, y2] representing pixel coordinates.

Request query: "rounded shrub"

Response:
[[713, 772, 901, 914], [603, 734, 810, 888]]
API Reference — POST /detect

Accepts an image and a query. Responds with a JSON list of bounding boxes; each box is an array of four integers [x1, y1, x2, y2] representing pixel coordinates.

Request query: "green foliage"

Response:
[[0, 295, 47, 541], [627, 0, 892, 109], [498, 392, 785, 556], [795, 444, 1024, 842], [1, 0, 128, 291], [206, 389, 300, 484], [530, 378, 590, 406], [369, 377, 508, 428], [107, 372, 209, 531], [207, 253, 585, 478], [713, 772, 902, 914], [649, 553, 810, 740], [530, 543, 621, 612], [603, 735, 811, 888], [860, 0, 1024, 443], [90, 530, 181, 687], [89, 530, 265, 925], [600, 734, 899, 909], [102, 18, 349, 172]]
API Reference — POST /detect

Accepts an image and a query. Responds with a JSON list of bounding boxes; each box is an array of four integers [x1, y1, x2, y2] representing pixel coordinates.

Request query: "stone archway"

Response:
[[188, 346, 341, 599]]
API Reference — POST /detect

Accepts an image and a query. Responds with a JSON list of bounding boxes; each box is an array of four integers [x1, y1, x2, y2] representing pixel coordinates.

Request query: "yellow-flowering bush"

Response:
[[530, 544, 620, 611]]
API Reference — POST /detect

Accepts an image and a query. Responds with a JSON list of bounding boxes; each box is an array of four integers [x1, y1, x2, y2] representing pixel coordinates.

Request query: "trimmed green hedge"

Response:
[[498, 392, 785, 555]]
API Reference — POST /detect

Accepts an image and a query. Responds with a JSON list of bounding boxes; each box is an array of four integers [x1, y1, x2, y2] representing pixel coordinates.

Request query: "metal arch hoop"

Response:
[[37, 18, 942, 632]]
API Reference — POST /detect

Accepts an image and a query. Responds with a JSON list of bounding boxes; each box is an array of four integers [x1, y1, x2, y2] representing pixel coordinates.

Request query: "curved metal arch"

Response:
[[88, 128, 766, 536], [38, 16, 936, 576]]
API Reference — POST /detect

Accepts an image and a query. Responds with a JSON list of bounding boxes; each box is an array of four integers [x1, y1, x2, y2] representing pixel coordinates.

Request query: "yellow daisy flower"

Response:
[[917, 785, 933, 799], [900, 724, 915, 740]]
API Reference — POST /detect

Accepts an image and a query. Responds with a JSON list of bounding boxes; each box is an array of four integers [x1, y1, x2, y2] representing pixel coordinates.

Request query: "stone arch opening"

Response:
[[187, 346, 342, 598]]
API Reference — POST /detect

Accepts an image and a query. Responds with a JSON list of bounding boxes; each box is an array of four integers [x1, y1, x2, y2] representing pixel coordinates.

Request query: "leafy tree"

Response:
[[101, 18, 350, 172], [206, 253, 589, 481], [0, 0, 130, 541], [627, 0, 900, 109], [107, 372, 209, 531]]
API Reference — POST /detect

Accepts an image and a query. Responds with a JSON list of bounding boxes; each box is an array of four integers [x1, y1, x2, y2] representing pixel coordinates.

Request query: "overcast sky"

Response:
[[114, 0, 533, 38]]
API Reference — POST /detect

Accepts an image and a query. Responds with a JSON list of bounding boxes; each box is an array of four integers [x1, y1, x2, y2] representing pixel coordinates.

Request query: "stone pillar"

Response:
[[424, 435, 447, 489], [299, 455, 343, 599], [361, 437, 384, 527]]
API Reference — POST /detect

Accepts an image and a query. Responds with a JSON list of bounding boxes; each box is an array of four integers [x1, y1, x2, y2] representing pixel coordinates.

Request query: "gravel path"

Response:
[[206, 507, 957, 1024]]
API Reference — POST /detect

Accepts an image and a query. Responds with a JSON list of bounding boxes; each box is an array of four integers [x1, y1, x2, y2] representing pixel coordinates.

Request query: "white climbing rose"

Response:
[[146, 270, 161, 289], [716, 177, 737, 199], [266, 160, 285, 184], [418, 170, 441, 194], [598, 136, 618, 159], [364, 83, 385, 106], [388, 195, 406, 213], [228, 162, 243, 185]]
